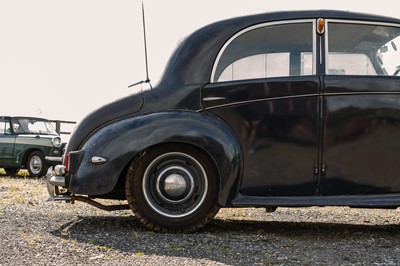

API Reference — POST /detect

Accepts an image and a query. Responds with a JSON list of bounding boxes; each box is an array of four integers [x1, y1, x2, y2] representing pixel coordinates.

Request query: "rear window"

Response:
[[212, 21, 315, 82]]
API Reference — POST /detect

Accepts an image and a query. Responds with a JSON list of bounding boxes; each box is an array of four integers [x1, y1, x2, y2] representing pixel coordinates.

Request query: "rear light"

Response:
[[65, 153, 70, 172]]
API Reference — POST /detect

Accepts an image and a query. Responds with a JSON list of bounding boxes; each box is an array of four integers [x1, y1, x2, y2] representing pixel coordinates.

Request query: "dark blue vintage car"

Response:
[[47, 10, 400, 232]]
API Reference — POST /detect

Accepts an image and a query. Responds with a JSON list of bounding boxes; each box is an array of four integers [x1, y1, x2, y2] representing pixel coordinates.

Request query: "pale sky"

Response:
[[1, 0, 399, 123]]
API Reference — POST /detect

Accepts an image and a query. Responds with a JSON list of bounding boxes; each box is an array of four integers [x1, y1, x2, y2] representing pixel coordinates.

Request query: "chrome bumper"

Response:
[[45, 166, 72, 201], [45, 156, 63, 162], [45, 166, 131, 211]]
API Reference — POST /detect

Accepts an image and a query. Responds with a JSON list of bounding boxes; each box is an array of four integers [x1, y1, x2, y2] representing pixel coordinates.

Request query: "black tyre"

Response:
[[125, 144, 220, 233], [27, 151, 47, 177], [4, 168, 20, 177]]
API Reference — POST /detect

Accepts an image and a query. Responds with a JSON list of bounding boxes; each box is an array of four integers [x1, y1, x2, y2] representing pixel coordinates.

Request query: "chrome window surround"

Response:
[[210, 19, 317, 83], [325, 19, 400, 76]]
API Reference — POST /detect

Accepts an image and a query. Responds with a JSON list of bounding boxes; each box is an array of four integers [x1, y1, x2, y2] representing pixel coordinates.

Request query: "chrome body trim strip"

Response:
[[324, 91, 400, 96], [204, 93, 320, 110]]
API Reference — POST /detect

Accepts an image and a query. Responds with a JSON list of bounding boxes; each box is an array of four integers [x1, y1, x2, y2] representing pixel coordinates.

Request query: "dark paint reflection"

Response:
[[204, 78, 320, 197], [322, 94, 400, 195]]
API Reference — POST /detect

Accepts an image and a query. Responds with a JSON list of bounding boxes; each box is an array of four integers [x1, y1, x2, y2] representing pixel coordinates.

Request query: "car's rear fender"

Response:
[[69, 111, 242, 205]]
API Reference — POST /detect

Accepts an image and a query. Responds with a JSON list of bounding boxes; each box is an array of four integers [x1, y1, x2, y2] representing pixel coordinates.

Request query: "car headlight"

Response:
[[52, 137, 62, 148]]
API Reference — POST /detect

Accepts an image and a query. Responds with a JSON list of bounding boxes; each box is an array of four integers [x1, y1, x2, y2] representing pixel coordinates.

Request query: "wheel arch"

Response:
[[71, 111, 242, 205], [21, 148, 44, 167]]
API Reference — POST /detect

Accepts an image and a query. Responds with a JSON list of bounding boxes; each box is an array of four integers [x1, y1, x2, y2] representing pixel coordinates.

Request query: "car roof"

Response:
[[0, 116, 49, 121], [157, 10, 400, 90]]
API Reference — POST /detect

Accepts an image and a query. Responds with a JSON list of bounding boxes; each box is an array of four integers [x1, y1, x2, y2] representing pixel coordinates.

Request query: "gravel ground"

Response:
[[1, 175, 400, 266]]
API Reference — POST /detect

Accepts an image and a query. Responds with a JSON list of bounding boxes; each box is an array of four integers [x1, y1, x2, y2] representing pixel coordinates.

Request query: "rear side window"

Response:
[[0, 119, 11, 135], [211, 21, 315, 82], [0, 119, 5, 135], [327, 22, 400, 76]]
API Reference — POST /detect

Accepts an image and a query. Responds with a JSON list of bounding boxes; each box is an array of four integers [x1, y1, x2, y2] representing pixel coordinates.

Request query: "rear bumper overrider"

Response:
[[46, 166, 72, 202], [45, 166, 130, 211]]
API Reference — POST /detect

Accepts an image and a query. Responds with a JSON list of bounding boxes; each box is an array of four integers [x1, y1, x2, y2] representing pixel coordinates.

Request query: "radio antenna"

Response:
[[129, 1, 152, 89]]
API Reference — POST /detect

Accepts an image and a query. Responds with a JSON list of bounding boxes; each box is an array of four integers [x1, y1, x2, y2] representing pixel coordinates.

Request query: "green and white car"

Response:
[[0, 116, 64, 177]]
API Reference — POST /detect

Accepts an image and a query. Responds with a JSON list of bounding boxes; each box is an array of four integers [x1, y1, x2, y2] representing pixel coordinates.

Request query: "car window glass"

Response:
[[327, 53, 376, 75], [0, 119, 5, 135], [327, 22, 400, 76], [11, 120, 22, 133], [378, 35, 400, 75], [0, 120, 11, 135], [212, 22, 314, 82], [11, 118, 57, 135], [1, 122, 11, 135]]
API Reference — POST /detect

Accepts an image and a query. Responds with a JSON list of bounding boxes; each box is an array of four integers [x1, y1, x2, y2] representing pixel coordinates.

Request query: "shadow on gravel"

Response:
[[50, 215, 400, 265], [0, 174, 43, 180]]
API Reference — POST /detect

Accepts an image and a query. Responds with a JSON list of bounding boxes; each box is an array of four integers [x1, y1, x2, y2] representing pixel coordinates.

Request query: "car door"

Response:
[[0, 118, 16, 165], [203, 20, 321, 196], [320, 20, 400, 195]]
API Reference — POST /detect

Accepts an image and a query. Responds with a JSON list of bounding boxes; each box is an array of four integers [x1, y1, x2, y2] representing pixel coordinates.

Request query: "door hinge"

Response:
[[321, 163, 327, 176], [314, 163, 327, 176], [314, 164, 319, 176]]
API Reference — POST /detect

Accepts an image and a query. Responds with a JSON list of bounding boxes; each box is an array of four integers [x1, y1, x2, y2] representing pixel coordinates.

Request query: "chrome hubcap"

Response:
[[30, 155, 42, 174], [156, 166, 194, 203], [164, 174, 187, 196]]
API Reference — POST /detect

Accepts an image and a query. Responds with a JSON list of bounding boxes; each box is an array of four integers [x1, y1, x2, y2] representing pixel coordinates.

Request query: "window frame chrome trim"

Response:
[[210, 19, 317, 83], [325, 19, 400, 76]]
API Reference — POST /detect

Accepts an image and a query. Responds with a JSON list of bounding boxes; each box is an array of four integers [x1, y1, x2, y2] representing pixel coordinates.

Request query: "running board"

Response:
[[232, 194, 400, 208]]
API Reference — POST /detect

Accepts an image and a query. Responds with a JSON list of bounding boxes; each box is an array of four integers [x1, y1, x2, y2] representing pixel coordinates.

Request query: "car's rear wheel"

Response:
[[27, 151, 47, 177], [4, 168, 20, 177], [125, 144, 220, 233]]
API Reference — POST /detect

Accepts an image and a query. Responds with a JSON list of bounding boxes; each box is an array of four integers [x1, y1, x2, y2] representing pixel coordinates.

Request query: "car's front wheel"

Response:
[[27, 151, 48, 177], [125, 144, 220, 233]]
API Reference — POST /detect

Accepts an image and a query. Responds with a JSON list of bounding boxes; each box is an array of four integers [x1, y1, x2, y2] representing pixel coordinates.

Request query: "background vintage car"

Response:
[[47, 10, 400, 233], [0, 116, 64, 177]]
